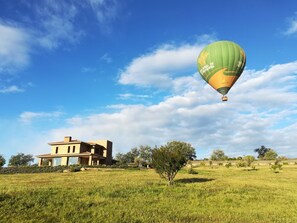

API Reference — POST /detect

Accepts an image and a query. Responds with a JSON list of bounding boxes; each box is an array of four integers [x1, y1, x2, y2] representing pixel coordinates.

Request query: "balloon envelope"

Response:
[[197, 41, 246, 99]]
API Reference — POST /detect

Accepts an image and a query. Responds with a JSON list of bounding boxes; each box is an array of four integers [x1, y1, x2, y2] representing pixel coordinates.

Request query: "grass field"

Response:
[[1, 165, 297, 223]]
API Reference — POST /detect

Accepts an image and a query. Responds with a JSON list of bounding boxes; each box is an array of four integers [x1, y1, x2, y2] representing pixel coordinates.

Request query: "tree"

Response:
[[115, 145, 153, 167], [244, 155, 255, 167], [114, 153, 131, 164], [138, 145, 153, 166], [263, 149, 278, 160], [210, 149, 227, 161], [8, 153, 34, 166], [254, 145, 270, 159], [152, 141, 196, 186], [0, 154, 6, 167]]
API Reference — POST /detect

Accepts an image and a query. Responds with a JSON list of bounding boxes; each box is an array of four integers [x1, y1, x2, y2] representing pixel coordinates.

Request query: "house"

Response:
[[36, 136, 112, 166]]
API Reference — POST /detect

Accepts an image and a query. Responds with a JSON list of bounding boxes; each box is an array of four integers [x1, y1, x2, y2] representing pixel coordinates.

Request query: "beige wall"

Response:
[[90, 140, 113, 164], [51, 143, 81, 155]]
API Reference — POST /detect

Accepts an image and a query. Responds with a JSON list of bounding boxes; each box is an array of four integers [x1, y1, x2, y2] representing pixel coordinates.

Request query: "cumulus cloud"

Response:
[[118, 43, 207, 88], [42, 61, 297, 158], [0, 0, 121, 77], [0, 23, 31, 73]]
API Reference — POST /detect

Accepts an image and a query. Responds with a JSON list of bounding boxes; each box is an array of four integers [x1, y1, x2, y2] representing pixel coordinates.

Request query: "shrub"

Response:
[[271, 164, 282, 173], [225, 162, 232, 168], [200, 161, 206, 167], [187, 168, 198, 174], [236, 161, 247, 168], [69, 166, 81, 172]]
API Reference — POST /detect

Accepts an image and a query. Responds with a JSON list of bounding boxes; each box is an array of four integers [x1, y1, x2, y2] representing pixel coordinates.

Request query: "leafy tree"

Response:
[[152, 141, 196, 186], [8, 153, 34, 166], [263, 149, 278, 160], [254, 145, 271, 159], [115, 145, 153, 167], [128, 147, 140, 163], [244, 155, 255, 167], [210, 149, 227, 161], [138, 145, 153, 165], [114, 153, 131, 164], [0, 154, 6, 167]]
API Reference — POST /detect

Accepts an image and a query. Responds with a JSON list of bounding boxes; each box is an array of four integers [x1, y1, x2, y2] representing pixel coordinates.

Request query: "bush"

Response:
[[69, 166, 81, 172], [271, 164, 282, 173], [225, 162, 232, 168], [200, 161, 206, 167], [187, 168, 198, 174], [236, 161, 247, 168], [218, 163, 223, 166]]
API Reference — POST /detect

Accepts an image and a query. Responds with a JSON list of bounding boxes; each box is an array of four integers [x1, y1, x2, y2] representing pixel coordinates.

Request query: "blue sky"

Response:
[[1, 0, 297, 163]]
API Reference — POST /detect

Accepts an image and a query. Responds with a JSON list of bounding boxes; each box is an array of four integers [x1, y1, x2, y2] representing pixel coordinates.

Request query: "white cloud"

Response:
[[117, 93, 151, 100], [100, 53, 112, 63], [81, 67, 97, 73], [284, 13, 297, 35], [0, 85, 24, 94], [35, 1, 84, 50], [118, 43, 207, 88], [87, 0, 120, 34], [45, 61, 297, 158], [0, 23, 30, 73], [19, 111, 63, 124]]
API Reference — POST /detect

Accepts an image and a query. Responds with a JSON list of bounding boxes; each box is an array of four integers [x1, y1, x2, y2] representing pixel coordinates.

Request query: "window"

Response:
[[68, 157, 78, 165], [55, 147, 58, 154], [53, 158, 62, 166], [68, 146, 70, 153], [72, 146, 75, 153]]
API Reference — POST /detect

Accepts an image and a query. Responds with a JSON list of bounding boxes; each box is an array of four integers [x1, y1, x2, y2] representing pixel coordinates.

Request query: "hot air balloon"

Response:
[[197, 40, 246, 101]]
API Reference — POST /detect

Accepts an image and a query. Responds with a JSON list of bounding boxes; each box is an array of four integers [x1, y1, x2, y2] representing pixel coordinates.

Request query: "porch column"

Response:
[[88, 156, 92, 165], [38, 158, 43, 166]]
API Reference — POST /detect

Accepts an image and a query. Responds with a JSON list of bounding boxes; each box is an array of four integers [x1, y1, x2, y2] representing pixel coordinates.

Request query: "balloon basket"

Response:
[[222, 96, 228, 101]]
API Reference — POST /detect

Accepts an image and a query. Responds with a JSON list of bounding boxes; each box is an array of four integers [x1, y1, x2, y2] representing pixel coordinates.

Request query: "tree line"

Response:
[[209, 145, 282, 161], [0, 153, 34, 167], [0, 144, 288, 186]]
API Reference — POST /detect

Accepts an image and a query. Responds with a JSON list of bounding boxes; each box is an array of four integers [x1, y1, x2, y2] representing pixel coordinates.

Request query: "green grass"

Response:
[[1, 166, 297, 223]]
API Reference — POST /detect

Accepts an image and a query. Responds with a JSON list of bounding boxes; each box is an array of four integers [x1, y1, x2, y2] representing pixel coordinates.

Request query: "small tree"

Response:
[[210, 149, 227, 161], [254, 145, 270, 159], [0, 154, 6, 167], [263, 149, 278, 160], [244, 155, 255, 167], [8, 153, 34, 166], [152, 141, 196, 186]]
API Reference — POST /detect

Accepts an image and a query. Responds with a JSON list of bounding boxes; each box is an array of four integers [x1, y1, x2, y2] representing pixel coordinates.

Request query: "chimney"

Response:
[[64, 136, 72, 142]]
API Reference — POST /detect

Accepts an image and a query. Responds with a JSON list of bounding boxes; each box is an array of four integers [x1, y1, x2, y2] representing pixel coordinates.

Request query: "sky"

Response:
[[1, 0, 297, 164]]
